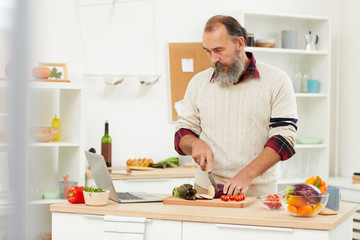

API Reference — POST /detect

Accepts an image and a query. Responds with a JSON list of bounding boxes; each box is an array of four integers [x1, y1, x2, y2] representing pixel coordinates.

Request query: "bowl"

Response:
[[42, 190, 60, 199], [260, 194, 283, 210], [279, 191, 329, 216], [83, 190, 110, 206], [255, 38, 276, 48], [32, 127, 59, 142]]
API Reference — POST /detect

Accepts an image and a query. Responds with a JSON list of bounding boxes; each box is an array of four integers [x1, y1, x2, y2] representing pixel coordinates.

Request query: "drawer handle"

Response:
[[82, 214, 104, 219], [215, 224, 293, 232]]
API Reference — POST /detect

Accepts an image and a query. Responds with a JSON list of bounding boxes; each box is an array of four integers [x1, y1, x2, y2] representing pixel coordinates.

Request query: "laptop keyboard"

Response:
[[117, 192, 144, 200]]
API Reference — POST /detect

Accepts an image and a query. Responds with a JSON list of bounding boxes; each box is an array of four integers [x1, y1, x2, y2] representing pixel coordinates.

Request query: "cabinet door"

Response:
[[145, 219, 182, 240], [182, 222, 330, 240], [52, 212, 104, 240]]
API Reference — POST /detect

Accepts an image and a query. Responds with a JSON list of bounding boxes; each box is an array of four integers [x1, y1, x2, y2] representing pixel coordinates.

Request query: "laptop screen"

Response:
[[85, 151, 119, 202]]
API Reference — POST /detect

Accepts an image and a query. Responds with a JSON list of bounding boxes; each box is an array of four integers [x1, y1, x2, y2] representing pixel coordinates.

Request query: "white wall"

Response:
[[338, 0, 360, 177], [31, 0, 349, 173]]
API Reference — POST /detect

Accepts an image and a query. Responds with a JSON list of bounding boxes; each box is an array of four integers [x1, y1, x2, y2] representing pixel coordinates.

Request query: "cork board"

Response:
[[169, 42, 211, 121]]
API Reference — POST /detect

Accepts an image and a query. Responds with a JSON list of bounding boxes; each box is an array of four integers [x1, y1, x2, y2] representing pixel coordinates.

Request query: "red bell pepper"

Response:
[[67, 186, 85, 204]]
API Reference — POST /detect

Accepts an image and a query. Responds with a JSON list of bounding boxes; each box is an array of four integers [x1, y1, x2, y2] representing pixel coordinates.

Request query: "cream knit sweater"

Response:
[[175, 61, 297, 188]]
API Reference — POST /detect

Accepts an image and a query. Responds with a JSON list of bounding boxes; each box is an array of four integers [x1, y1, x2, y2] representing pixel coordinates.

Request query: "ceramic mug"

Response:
[[325, 186, 341, 211], [307, 79, 319, 93]]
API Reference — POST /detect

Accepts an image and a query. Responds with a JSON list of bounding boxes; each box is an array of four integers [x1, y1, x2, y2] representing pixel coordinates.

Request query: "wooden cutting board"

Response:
[[163, 196, 257, 208]]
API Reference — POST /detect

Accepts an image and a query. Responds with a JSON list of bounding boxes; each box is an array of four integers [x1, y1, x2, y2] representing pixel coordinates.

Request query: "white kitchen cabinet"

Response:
[[52, 212, 182, 240], [242, 12, 331, 183], [182, 220, 352, 240], [29, 82, 86, 202], [86, 177, 194, 194]]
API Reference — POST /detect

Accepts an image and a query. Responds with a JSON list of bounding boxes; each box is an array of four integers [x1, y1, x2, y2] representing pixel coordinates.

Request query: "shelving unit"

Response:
[[243, 12, 331, 183], [28, 81, 85, 204]]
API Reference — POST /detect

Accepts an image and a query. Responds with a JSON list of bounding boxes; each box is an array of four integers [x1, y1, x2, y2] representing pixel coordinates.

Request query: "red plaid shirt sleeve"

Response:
[[264, 135, 295, 160], [174, 128, 198, 155]]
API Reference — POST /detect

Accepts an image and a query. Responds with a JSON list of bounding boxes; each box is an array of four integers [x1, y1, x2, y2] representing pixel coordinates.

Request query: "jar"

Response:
[[246, 33, 255, 47]]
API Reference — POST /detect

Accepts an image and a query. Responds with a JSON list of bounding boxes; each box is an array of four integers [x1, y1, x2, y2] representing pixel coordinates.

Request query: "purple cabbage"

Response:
[[285, 183, 322, 205]]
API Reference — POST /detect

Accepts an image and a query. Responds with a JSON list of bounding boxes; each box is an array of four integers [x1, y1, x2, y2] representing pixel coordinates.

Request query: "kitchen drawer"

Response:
[[182, 220, 352, 240], [87, 177, 194, 194], [52, 212, 181, 240], [52, 212, 104, 240]]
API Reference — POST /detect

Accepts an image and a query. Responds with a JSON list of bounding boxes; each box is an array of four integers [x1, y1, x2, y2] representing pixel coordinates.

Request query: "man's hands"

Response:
[[191, 139, 214, 172], [223, 171, 254, 196], [223, 147, 281, 196], [179, 135, 214, 172]]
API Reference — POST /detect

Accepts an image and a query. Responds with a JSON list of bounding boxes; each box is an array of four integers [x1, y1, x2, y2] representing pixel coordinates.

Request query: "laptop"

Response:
[[85, 151, 163, 203]]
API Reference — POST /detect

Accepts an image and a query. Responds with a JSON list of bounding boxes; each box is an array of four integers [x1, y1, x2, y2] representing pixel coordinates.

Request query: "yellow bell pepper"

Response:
[[305, 175, 327, 194]]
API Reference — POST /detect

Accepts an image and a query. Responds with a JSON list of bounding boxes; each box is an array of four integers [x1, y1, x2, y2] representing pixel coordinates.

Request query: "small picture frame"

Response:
[[39, 63, 68, 81]]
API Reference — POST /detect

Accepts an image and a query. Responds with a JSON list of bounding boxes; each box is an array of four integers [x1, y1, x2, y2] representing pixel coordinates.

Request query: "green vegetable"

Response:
[[83, 186, 105, 193], [149, 157, 179, 168], [172, 184, 197, 200]]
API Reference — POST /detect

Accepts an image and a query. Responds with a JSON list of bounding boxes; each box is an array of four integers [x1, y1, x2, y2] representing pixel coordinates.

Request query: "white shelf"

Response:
[[0, 79, 84, 89], [244, 12, 329, 21], [30, 199, 67, 205], [30, 81, 84, 90], [295, 93, 328, 98], [295, 144, 327, 149], [245, 47, 327, 55], [29, 141, 81, 147], [329, 177, 360, 191]]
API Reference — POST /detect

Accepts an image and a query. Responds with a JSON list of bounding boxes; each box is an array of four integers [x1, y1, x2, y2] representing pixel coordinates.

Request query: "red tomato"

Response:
[[240, 194, 246, 201], [220, 195, 229, 202], [229, 195, 235, 201], [234, 194, 245, 202]]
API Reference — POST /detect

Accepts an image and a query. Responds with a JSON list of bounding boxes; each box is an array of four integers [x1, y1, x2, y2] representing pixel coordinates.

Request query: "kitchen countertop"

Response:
[[50, 197, 358, 231], [86, 166, 196, 180]]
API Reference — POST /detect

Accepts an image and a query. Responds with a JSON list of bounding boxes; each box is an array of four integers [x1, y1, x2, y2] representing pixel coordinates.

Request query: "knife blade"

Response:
[[208, 172, 219, 192]]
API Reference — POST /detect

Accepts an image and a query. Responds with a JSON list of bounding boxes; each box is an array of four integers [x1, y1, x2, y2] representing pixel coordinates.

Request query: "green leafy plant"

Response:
[[83, 186, 106, 196], [50, 67, 62, 79]]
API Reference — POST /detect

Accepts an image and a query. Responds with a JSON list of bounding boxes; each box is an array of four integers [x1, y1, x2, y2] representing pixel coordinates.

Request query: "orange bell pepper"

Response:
[[305, 175, 327, 194]]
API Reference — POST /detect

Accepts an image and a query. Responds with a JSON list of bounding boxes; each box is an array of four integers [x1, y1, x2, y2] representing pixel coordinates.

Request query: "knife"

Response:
[[208, 172, 219, 192]]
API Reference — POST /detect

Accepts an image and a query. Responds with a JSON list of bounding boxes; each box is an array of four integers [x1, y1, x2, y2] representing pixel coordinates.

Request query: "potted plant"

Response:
[[83, 186, 110, 206]]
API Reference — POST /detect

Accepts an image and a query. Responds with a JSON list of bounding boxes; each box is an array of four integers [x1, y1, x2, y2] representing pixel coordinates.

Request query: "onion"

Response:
[[214, 184, 224, 198]]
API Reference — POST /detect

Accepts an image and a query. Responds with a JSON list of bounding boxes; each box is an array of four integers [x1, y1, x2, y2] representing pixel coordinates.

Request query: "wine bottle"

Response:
[[101, 120, 112, 168]]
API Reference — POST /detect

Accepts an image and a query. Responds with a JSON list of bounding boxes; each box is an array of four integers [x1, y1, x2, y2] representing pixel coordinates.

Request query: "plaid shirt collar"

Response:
[[210, 52, 260, 84]]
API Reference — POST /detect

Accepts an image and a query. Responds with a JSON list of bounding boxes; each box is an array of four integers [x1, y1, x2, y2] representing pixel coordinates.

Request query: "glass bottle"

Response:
[[101, 120, 112, 168], [301, 60, 312, 93], [291, 61, 302, 93]]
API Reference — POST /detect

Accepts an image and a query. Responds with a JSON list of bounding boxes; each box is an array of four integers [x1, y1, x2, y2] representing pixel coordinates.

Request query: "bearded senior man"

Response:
[[174, 15, 298, 197]]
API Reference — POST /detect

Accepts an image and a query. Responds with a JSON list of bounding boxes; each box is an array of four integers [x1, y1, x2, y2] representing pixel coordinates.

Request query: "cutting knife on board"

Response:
[[208, 172, 219, 192]]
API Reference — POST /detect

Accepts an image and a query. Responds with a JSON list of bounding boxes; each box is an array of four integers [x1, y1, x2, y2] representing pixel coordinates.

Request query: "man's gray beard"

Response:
[[212, 54, 245, 85]]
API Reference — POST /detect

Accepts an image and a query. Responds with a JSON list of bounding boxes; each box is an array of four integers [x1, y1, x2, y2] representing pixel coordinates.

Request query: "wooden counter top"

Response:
[[86, 166, 196, 180], [50, 198, 358, 231]]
